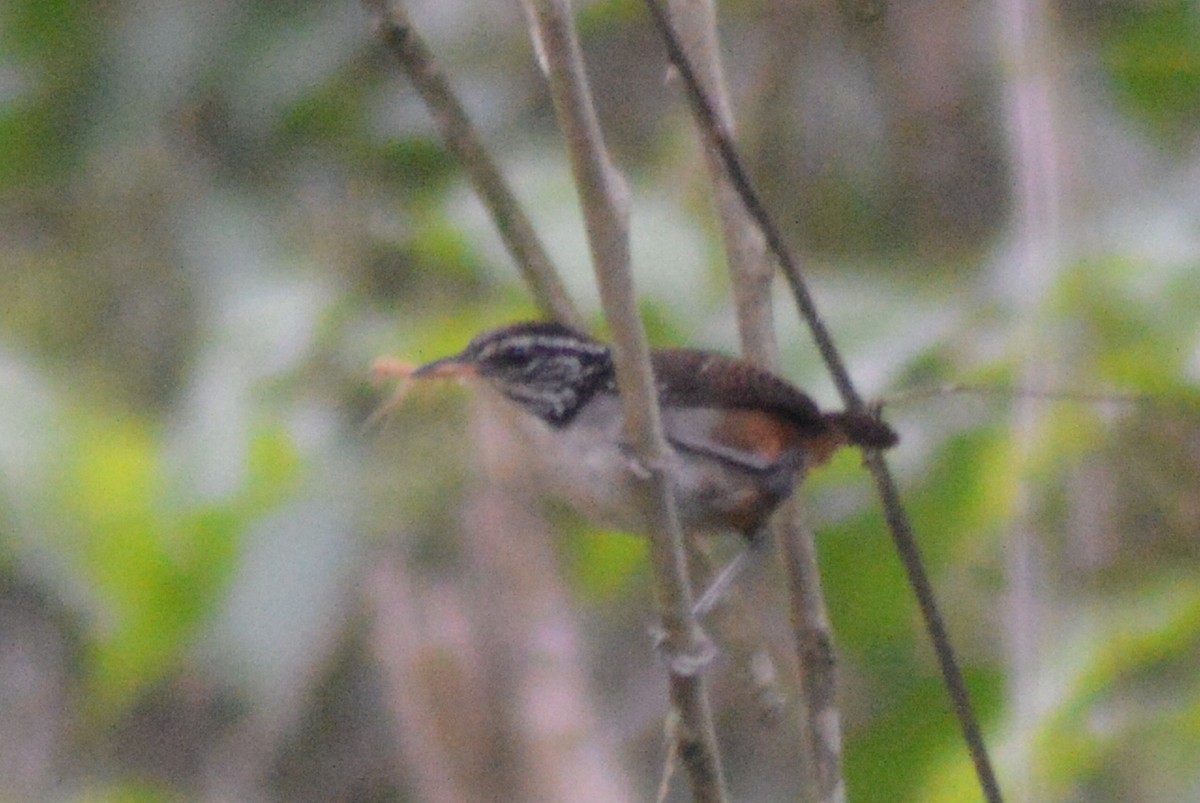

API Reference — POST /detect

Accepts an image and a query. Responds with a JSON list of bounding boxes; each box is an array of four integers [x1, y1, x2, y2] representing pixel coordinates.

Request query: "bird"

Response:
[[392, 320, 897, 613]]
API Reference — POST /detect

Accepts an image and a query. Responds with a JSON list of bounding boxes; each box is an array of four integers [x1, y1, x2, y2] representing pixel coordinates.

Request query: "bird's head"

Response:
[[413, 321, 615, 426]]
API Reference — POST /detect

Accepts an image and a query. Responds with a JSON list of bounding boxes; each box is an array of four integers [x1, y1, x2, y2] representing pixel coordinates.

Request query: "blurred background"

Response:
[[2, 0, 1199, 800]]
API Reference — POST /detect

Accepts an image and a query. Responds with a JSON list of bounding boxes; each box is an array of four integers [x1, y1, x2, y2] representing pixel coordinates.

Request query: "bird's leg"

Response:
[[692, 531, 769, 619]]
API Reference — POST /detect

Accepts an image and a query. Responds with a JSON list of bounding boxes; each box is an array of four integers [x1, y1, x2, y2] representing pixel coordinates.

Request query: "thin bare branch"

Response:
[[883, 381, 1199, 412], [664, 0, 777, 363], [661, 1, 846, 800], [863, 450, 1000, 797], [517, 1, 728, 800], [640, 1, 1003, 800], [640, 0, 862, 409], [361, 0, 583, 329], [774, 498, 846, 803]]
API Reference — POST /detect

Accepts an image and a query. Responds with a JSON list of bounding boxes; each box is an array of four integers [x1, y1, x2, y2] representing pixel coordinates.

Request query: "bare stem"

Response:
[[361, 0, 583, 329], [518, 0, 728, 799], [882, 382, 1186, 410], [661, 1, 846, 800], [640, 0, 861, 408], [640, 1, 1003, 800], [863, 450, 1001, 802], [663, 0, 777, 364], [774, 498, 846, 803]]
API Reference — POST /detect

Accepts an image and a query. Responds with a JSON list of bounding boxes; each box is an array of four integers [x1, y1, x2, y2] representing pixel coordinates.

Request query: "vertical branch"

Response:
[[773, 498, 845, 802], [640, 2, 1004, 801], [664, 0, 777, 361], [662, 1, 846, 800], [641, 0, 861, 409], [361, 0, 583, 329], [517, 1, 729, 800], [997, 0, 1064, 797]]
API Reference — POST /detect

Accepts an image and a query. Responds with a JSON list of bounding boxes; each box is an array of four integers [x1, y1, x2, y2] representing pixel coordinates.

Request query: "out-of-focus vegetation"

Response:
[[1, 1, 1198, 800]]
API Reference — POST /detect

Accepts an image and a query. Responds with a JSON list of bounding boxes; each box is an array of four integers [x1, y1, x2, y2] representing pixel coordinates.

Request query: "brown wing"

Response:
[[651, 348, 898, 453], [650, 349, 829, 434]]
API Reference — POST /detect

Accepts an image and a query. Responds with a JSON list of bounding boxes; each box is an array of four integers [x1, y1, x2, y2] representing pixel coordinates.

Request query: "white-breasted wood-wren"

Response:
[[395, 321, 897, 560]]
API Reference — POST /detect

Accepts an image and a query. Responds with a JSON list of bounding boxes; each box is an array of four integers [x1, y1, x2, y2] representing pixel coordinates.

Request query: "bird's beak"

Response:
[[411, 356, 477, 379]]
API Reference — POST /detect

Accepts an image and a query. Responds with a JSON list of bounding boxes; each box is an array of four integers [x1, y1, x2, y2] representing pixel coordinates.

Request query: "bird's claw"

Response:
[[617, 441, 655, 480], [649, 623, 717, 677]]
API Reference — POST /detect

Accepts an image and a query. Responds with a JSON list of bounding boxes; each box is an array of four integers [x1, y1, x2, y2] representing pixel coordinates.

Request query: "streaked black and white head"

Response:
[[413, 321, 615, 426]]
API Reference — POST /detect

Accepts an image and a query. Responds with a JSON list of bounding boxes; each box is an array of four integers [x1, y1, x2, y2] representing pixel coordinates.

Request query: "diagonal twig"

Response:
[[640, 0, 860, 408], [361, 0, 583, 329], [640, 1, 1004, 800]]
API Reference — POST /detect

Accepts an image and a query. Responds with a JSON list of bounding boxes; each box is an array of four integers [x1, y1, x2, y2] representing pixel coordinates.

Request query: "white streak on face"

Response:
[[470, 329, 613, 424], [475, 333, 607, 363]]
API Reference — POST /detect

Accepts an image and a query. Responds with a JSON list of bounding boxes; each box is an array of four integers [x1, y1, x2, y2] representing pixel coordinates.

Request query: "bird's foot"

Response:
[[649, 623, 717, 676]]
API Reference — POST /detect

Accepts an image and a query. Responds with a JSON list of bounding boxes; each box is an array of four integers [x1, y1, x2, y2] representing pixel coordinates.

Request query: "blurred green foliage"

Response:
[[0, 0, 1198, 800], [1100, 1, 1200, 141]]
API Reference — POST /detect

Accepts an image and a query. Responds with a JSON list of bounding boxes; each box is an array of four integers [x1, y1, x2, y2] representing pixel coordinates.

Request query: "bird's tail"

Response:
[[825, 410, 899, 450]]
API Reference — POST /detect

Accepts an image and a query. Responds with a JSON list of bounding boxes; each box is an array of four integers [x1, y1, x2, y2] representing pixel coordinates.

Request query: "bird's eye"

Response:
[[490, 343, 532, 368]]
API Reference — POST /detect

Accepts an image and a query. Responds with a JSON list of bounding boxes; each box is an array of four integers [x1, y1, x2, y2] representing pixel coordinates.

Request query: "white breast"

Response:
[[485, 391, 798, 539]]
